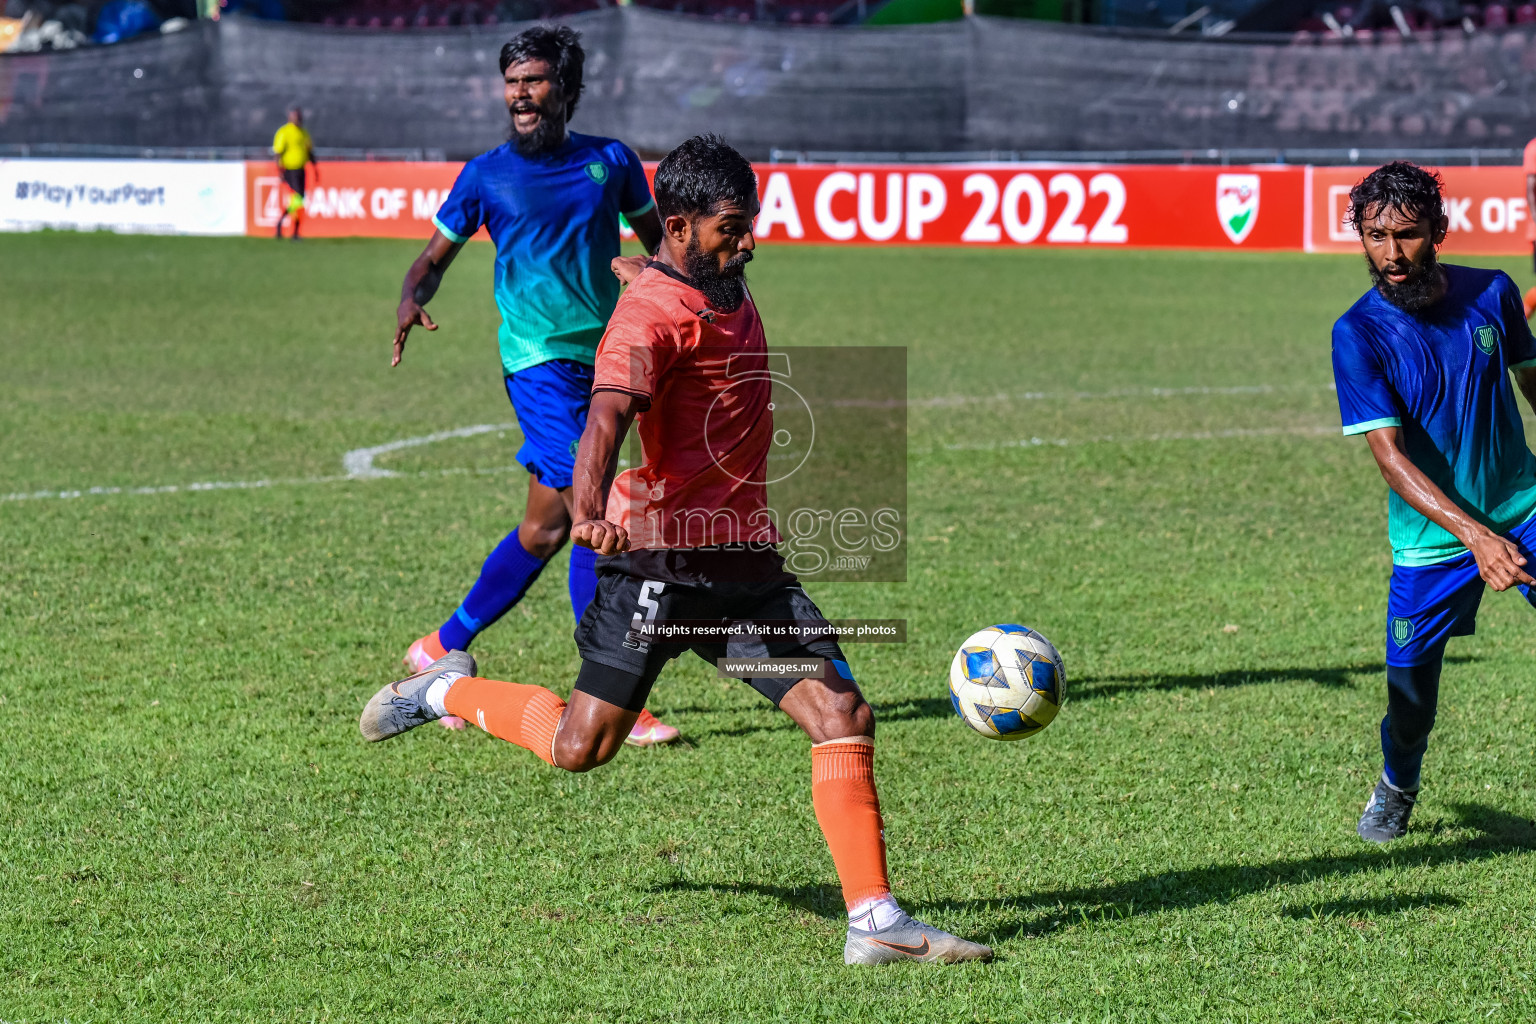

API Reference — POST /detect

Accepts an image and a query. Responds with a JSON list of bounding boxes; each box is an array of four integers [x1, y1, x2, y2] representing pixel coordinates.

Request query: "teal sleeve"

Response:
[[1342, 416, 1402, 436]]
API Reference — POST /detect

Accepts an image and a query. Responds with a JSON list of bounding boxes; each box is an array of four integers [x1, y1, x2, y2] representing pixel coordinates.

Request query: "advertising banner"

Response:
[[240, 160, 1306, 251], [6, 157, 1533, 257], [244, 161, 477, 240], [749, 164, 1305, 250], [1308, 165, 1531, 256], [0, 159, 246, 235]]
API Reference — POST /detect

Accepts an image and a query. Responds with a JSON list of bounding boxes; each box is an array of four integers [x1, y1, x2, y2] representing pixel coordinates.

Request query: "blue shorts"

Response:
[[504, 359, 593, 490], [1386, 513, 1536, 666]]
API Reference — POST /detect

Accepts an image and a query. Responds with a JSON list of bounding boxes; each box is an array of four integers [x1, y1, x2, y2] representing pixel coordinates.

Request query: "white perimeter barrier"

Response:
[[0, 159, 247, 235]]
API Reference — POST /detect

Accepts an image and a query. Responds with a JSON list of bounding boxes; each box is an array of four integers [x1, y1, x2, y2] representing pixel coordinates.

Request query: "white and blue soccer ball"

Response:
[[948, 624, 1064, 741]]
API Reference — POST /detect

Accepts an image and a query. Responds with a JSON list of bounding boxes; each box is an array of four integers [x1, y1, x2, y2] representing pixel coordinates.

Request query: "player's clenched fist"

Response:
[[571, 519, 629, 555], [392, 299, 438, 367], [610, 255, 648, 286]]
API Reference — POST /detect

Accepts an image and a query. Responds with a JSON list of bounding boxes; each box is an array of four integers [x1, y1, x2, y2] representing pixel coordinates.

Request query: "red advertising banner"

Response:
[[750, 164, 1304, 249], [245, 161, 476, 239], [246, 158, 1536, 256], [1307, 165, 1531, 256], [244, 160, 1307, 251]]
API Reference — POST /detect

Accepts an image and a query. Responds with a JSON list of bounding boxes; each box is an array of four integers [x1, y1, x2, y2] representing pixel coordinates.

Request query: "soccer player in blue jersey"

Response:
[[390, 26, 677, 745], [1333, 162, 1536, 842]]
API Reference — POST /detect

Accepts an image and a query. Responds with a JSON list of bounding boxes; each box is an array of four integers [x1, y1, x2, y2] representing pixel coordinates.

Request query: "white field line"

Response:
[[839, 382, 1336, 409], [341, 421, 517, 478], [1, 465, 530, 504], [911, 424, 1339, 455], [3, 416, 1347, 505]]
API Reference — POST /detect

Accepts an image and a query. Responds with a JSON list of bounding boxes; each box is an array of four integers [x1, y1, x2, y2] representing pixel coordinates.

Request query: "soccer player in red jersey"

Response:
[[361, 135, 991, 965]]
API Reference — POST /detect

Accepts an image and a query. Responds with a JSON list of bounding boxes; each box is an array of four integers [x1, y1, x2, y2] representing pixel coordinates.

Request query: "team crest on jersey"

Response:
[[585, 162, 609, 184], [1391, 617, 1415, 646], [1475, 324, 1499, 354], [1216, 174, 1260, 245]]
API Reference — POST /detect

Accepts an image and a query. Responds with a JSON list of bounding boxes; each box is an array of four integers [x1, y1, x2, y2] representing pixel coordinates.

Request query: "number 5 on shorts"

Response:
[[631, 580, 665, 632]]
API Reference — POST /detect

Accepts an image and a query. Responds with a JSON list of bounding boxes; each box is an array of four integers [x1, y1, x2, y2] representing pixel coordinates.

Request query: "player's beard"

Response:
[[1366, 249, 1443, 314], [509, 103, 566, 157], [684, 236, 752, 312]]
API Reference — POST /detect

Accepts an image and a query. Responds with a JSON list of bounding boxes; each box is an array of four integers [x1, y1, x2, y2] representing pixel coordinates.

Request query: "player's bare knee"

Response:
[[519, 522, 569, 559], [552, 726, 625, 773], [825, 694, 874, 741], [848, 697, 875, 739], [552, 732, 598, 773], [794, 686, 873, 743]]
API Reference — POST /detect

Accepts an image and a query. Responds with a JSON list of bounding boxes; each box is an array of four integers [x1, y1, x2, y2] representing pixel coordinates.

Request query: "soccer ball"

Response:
[[948, 624, 1064, 741]]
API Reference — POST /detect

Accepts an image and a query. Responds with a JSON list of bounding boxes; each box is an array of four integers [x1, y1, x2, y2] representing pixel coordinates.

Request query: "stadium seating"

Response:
[[12, 0, 1536, 42], [302, 0, 843, 26], [1281, 0, 1536, 36]]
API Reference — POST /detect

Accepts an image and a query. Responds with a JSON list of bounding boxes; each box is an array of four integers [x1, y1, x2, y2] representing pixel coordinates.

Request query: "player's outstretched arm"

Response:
[[1365, 426, 1535, 591], [570, 390, 640, 555], [392, 230, 463, 367]]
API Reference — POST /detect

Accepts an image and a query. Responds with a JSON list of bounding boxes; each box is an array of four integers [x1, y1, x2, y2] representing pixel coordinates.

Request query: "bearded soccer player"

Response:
[[1333, 162, 1536, 842], [362, 135, 991, 965], [391, 27, 677, 745]]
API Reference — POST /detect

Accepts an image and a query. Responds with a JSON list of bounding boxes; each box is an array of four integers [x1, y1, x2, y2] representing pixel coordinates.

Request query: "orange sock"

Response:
[[443, 677, 566, 766], [1523, 286, 1536, 320], [810, 740, 891, 909]]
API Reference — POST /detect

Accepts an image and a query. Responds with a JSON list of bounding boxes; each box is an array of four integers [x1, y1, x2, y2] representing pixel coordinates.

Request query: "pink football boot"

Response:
[[626, 708, 680, 747]]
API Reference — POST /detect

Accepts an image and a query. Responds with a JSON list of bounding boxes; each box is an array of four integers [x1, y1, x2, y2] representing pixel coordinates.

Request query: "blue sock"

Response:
[[568, 544, 598, 621], [439, 529, 548, 651], [1381, 658, 1442, 791]]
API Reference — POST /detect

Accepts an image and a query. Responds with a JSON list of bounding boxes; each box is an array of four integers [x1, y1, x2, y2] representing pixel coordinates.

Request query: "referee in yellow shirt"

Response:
[[272, 106, 319, 240]]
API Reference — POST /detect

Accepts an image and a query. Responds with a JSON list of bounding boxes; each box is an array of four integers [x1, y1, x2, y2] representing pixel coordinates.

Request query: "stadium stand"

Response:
[[12, 0, 1536, 41], [6, 8, 1536, 155]]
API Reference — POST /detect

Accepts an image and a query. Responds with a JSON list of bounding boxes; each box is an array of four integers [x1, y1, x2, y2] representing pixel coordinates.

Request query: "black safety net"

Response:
[[4, 10, 1535, 157]]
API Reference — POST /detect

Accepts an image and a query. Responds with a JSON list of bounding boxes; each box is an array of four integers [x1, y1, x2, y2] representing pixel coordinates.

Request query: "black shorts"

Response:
[[280, 167, 306, 196], [572, 547, 852, 712]]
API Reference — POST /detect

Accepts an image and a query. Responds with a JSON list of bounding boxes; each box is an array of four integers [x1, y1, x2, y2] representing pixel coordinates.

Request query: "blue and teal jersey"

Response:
[[432, 132, 655, 376], [1332, 264, 1536, 566]]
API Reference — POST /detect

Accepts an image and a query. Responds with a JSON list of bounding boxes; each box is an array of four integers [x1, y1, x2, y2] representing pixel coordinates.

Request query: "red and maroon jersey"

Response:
[[592, 264, 778, 549]]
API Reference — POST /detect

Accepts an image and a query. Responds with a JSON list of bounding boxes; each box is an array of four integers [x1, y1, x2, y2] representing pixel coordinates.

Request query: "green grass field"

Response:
[[5, 233, 1536, 1022]]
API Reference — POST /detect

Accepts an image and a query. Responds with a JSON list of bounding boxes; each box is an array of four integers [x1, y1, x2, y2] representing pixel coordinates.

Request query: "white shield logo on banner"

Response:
[[1216, 173, 1260, 245]]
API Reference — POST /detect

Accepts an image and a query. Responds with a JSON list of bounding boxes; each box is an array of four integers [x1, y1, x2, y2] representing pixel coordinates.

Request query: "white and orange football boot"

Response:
[[403, 631, 466, 730], [626, 708, 680, 747]]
